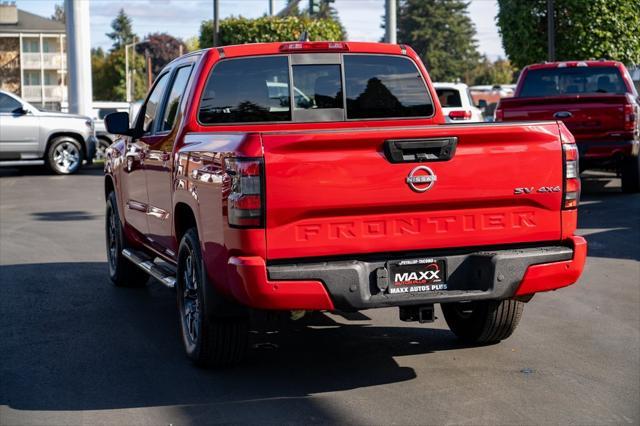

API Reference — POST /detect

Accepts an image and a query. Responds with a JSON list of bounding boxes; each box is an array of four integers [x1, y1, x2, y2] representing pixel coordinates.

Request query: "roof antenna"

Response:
[[298, 30, 310, 42]]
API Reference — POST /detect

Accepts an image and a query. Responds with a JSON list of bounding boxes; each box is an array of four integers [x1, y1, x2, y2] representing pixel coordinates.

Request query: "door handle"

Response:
[[553, 111, 572, 119], [384, 137, 458, 163]]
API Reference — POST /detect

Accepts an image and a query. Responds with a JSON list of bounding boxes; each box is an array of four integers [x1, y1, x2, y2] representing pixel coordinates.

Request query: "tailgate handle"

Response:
[[554, 111, 572, 119], [384, 138, 457, 163]]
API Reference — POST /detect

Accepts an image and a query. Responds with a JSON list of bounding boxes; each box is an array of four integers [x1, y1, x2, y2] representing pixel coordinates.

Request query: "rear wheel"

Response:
[[105, 192, 149, 287], [442, 299, 524, 344], [47, 136, 83, 175], [621, 154, 640, 193], [177, 228, 248, 368]]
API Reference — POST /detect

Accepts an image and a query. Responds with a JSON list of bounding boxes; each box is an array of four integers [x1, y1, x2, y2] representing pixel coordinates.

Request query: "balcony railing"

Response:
[[21, 52, 66, 69], [22, 85, 67, 102]]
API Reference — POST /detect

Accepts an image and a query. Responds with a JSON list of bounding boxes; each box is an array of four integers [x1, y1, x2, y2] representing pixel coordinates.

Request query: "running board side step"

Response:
[[122, 248, 177, 288]]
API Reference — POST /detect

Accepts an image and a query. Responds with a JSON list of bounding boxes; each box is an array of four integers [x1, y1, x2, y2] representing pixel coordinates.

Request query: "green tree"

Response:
[[395, 0, 481, 82], [199, 15, 345, 49], [497, 0, 640, 68], [106, 8, 135, 51], [184, 36, 200, 52], [92, 47, 146, 101], [470, 56, 516, 85]]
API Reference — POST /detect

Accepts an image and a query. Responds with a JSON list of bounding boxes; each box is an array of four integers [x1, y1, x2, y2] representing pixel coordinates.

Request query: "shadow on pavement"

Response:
[[577, 173, 639, 261], [0, 262, 467, 420], [0, 164, 103, 178], [30, 211, 98, 221]]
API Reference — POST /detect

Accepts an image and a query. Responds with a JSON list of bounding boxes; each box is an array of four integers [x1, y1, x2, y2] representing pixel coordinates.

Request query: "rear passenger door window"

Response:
[[160, 66, 193, 132], [199, 56, 290, 124]]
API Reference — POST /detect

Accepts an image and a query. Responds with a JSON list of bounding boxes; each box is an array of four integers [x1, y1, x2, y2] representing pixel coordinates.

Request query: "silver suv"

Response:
[[0, 90, 97, 174]]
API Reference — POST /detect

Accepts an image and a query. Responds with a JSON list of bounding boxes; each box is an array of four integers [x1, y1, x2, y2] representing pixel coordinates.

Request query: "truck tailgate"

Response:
[[500, 95, 627, 142], [262, 123, 563, 260]]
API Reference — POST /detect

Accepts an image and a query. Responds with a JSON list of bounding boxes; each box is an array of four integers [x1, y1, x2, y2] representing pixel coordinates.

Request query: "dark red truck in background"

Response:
[[104, 42, 587, 367], [496, 60, 640, 192]]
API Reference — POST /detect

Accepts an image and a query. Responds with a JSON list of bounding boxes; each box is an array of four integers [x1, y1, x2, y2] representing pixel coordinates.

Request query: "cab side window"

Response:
[[0, 93, 22, 113], [141, 73, 170, 134], [160, 66, 193, 132]]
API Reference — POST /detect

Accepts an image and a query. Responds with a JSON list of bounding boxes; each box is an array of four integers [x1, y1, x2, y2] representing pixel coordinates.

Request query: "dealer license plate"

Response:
[[387, 258, 447, 294]]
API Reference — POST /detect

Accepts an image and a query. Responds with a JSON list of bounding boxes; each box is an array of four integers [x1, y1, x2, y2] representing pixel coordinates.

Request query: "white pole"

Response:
[[64, 0, 93, 116], [385, 0, 397, 44]]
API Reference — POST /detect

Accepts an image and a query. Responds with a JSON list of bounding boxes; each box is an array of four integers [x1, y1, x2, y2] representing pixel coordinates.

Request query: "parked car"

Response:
[[496, 60, 640, 192], [104, 41, 587, 367], [434, 82, 484, 122], [0, 90, 96, 174]]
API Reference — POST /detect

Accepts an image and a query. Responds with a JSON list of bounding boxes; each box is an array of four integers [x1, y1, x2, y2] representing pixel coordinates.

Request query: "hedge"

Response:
[[199, 15, 346, 49]]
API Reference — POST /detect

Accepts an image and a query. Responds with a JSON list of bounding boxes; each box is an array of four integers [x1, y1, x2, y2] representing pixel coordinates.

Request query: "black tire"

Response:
[[105, 192, 149, 287], [46, 136, 83, 175], [442, 299, 524, 344], [177, 228, 248, 368], [621, 154, 640, 193]]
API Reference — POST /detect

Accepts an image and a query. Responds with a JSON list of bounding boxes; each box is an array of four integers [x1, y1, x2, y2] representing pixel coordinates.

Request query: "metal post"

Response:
[[131, 37, 136, 100], [269, 0, 274, 16], [547, 0, 555, 61], [64, 0, 93, 116], [213, 0, 219, 47], [125, 45, 130, 102], [385, 0, 397, 44]]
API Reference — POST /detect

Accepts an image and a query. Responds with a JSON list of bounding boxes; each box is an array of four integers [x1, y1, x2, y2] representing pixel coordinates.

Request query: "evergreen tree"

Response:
[[394, 0, 481, 82], [106, 9, 136, 51]]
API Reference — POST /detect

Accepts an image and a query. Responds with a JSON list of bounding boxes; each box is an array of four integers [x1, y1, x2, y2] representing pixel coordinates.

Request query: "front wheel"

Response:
[[442, 299, 524, 344], [621, 154, 640, 193], [47, 136, 83, 175], [177, 228, 248, 368], [105, 192, 149, 287]]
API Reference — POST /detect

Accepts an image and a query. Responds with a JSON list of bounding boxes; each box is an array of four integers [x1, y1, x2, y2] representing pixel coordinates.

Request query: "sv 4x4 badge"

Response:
[[514, 186, 561, 195]]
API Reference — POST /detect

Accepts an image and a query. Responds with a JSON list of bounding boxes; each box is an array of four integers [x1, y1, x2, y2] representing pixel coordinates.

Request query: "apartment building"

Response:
[[0, 2, 67, 110]]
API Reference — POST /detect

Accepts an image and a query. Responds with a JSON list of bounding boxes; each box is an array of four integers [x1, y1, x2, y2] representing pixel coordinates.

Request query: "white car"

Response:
[[434, 83, 484, 123]]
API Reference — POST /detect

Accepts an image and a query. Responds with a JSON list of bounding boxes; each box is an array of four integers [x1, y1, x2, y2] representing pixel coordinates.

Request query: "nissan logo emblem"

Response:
[[406, 166, 437, 192]]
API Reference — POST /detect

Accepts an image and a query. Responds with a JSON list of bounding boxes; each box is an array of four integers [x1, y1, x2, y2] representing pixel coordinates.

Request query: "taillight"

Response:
[[224, 157, 264, 228], [623, 103, 636, 132], [449, 110, 472, 120], [562, 143, 580, 209]]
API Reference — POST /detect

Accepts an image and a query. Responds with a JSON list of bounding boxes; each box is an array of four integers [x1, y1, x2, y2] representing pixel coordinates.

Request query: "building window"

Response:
[[43, 38, 59, 53], [24, 70, 41, 86], [22, 39, 40, 53], [44, 71, 60, 86]]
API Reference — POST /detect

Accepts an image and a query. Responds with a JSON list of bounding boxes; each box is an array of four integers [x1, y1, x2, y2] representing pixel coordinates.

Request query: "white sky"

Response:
[[16, 0, 506, 59]]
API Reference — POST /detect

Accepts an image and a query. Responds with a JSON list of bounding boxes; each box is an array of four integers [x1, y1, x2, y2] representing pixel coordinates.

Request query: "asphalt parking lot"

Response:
[[1, 166, 638, 425]]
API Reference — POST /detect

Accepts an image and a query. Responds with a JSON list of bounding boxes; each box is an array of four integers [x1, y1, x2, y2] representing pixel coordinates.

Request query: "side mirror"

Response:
[[477, 99, 488, 109], [104, 112, 132, 136], [12, 106, 28, 115]]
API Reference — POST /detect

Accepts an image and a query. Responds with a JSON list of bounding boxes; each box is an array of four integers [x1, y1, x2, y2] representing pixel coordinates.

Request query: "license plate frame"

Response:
[[386, 258, 447, 295]]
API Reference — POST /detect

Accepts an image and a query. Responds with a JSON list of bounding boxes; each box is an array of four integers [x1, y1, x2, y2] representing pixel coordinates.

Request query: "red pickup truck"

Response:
[[496, 60, 640, 192], [104, 42, 586, 367]]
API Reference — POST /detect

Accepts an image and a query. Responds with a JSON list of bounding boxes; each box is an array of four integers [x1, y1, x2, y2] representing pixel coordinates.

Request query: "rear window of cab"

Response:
[[519, 66, 627, 97], [198, 54, 434, 124]]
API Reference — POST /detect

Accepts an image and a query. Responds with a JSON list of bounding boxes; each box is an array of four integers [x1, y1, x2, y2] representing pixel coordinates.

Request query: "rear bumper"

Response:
[[227, 236, 587, 311], [578, 139, 639, 164]]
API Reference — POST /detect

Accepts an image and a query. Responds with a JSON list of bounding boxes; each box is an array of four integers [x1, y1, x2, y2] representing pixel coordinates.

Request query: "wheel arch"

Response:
[[174, 202, 198, 243], [45, 132, 86, 157]]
